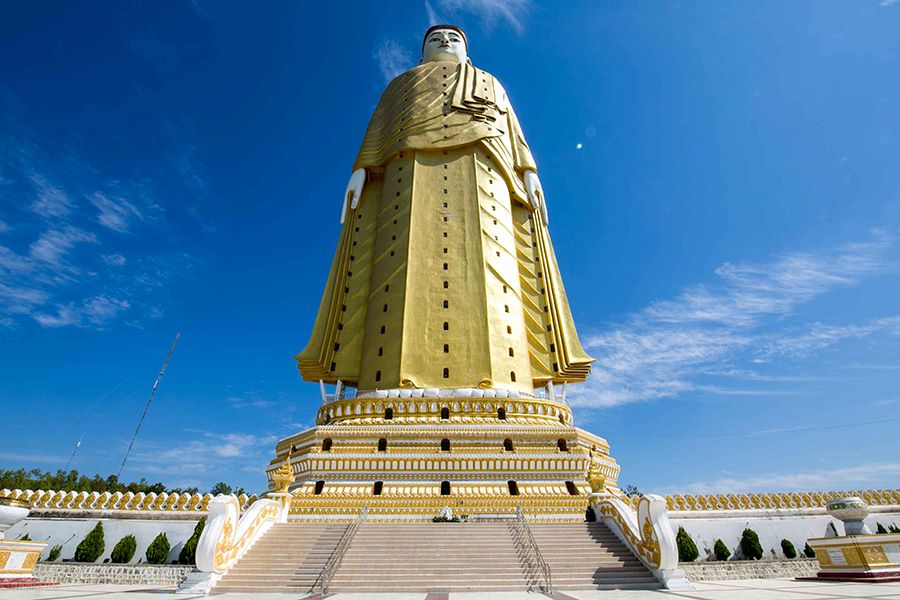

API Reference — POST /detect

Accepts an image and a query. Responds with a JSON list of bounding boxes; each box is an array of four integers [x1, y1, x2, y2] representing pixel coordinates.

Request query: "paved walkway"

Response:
[[1, 579, 899, 599]]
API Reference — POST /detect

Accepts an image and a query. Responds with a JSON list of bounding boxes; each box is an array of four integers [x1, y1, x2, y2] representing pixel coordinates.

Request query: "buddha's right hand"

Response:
[[340, 168, 367, 224]]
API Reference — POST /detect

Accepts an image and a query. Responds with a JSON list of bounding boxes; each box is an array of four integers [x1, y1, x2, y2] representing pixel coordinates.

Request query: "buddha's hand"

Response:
[[340, 168, 367, 224], [525, 170, 549, 224]]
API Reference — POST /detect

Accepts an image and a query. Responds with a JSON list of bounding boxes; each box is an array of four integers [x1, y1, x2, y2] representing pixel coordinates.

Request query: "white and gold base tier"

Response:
[[266, 390, 620, 520]]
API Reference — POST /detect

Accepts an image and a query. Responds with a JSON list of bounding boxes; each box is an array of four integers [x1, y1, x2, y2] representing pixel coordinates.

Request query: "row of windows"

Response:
[[368, 406, 566, 424], [319, 437, 570, 453], [311, 479, 581, 497]]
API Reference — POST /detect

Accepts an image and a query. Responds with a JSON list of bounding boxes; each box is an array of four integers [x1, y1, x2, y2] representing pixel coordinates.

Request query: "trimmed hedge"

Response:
[[47, 545, 62, 562], [676, 526, 699, 562], [803, 542, 816, 558], [781, 539, 797, 559], [178, 517, 206, 564], [74, 522, 105, 563], [740, 528, 763, 560], [145, 532, 171, 564], [713, 539, 731, 561], [110, 534, 137, 564]]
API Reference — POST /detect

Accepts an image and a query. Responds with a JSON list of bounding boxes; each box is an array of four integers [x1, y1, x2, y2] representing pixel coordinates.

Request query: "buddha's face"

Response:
[[422, 28, 467, 64]]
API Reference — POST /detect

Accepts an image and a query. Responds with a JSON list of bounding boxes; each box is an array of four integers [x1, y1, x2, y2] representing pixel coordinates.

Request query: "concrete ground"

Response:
[[1, 579, 899, 599]]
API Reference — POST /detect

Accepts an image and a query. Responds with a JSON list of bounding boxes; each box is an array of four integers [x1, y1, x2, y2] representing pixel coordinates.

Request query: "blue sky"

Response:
[[1, 1, 898, 495]]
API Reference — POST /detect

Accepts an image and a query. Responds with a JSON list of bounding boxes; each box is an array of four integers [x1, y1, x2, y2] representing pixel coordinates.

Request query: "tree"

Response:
[[110, 535, 137, 564], [623, 484, 642, 497], [803, 542, 816, 558], [145, 533, 171, 564], [740, 528, 763, 560], [74, 522, 105, 563], [209, 482, 232, 496], [713, 539, 731, 561], [178, 517, 206, 564], [676, 527, 699, 562], [781, 539, 797, 559], [47, 545, 62, 562]]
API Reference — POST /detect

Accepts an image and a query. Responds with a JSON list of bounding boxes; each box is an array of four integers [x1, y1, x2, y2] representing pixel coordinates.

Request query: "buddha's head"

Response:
[[421, 25, 468, 64]]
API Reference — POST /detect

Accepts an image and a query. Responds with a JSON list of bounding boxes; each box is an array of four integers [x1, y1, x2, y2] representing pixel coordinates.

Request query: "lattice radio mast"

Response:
[[117, 332, 181, 479]]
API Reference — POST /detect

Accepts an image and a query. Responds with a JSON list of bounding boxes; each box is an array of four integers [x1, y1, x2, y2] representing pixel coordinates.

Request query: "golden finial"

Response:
[[272, 446, 295, 493]]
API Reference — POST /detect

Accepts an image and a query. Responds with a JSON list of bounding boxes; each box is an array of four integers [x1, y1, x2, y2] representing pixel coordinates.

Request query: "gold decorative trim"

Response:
[[0, 489, 256, 513], [630, 489, 900, 512]]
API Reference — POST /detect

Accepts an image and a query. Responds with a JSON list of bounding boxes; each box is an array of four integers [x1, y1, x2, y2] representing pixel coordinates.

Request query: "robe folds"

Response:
[[297, 60, 593, 393]]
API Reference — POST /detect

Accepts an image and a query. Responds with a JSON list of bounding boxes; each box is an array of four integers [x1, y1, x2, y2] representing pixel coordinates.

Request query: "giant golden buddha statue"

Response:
[[297, 24, 593, 394], [269, 26, 619, 521]]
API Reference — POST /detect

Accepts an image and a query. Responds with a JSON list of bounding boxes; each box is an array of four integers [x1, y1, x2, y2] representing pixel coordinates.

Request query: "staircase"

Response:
[[214, 520, 662, 593], [529, 522, 662, 590], [329, 522, 531, 592], [213, 523, 346, 593]]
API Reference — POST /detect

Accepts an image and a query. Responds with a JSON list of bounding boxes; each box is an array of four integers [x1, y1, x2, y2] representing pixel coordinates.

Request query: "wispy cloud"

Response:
[[28, 226, 97, 266], [128, 431, 277, 489], [90, 192, 144, 233], [433, 0, 531, 34], [29, 173, 73, 218], [0, 114, 198, 330], [375, 40, 413, 84], [573, 232, 897, 408], [664, 462, 900, 494]]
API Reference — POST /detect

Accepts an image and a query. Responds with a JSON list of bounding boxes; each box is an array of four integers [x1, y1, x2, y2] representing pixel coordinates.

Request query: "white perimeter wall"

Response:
[[669, 509, 900, 560], [5, 517, 199, 564]]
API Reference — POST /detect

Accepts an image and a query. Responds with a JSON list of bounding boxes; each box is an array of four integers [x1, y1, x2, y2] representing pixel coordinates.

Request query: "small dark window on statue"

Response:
[[373, 481, 383, 495], [443, 281, 449, 289], [322, 438, 333, 451], [508, 481, 519, 496], [508, 348, 514, 357], [334, 343, 340, 352], [443, 322, 449, 331], [510, 371, 516, 382], [498, 407, 507, 420], [443, 300, 449, 309], [385, 408, 393, 420], [380, 325, 386, 334], [383, 304, 388, 312], [441, 407, 449, 420], [377, 438, 387, 452], [503, 438, 514, 451], [557, 439, 568, 452], [441, 437, 450, 450], [314, 480, 325, 495], [441, 481, 451, 495], [566, 481, 579, 496], [443, 344, 449, 353], [378, 347, 383, 357], [443, 367, 450, 378], [443, 263, 448, 270], [330, 362, 336, 371], [375, 370, 381, 382]]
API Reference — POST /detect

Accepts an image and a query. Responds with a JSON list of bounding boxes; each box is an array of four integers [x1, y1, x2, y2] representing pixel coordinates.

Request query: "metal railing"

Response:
[[315, 505, 368, 593], [513, 505, 552, 593]]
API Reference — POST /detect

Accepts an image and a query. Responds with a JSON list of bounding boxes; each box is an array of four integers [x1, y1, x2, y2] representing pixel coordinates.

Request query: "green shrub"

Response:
[[19, 534, 30, 541], [676, 527, 699, 562], [803, 542, 816, 558], [178, 517, 206, 564], [74, 522, 105, 563], [740, 528, 763, 560], [889, 523, 900, 533], [145, 533, 170, 564], [110, 535, 137, 563], [781, 539, 797, 559], [713, 539, 731, 561], [877, 523, 888, 534], [47, 545, 62, 562]]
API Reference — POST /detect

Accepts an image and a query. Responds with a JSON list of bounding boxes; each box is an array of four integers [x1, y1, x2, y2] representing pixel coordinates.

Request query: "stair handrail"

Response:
[[316, 504, 368, 593], [514, 505, 552, 593], [591, 492, 691, 590]]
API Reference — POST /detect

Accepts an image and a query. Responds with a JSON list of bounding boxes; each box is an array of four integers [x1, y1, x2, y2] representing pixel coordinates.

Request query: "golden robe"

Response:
[[297, 61, 593, 393]]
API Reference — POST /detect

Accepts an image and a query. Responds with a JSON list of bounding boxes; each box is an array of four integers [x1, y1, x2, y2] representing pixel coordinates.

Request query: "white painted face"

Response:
[[422, 28, 467, 64]]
